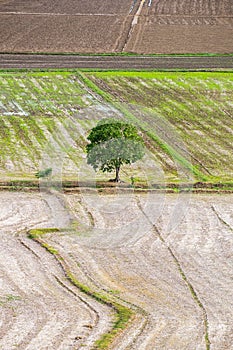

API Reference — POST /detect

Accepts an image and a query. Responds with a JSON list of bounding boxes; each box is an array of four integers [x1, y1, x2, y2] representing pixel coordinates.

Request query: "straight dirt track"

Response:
[[0, 54, 233, 69]]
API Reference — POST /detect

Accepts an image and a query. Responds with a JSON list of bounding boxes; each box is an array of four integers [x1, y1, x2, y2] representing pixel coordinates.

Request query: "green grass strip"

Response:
[[28, 228, 60, 239], [28, 228, 134, 349]]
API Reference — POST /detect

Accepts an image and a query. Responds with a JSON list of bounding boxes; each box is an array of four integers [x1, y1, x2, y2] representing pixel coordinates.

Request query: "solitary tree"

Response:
[[86, 119, 145, 182]]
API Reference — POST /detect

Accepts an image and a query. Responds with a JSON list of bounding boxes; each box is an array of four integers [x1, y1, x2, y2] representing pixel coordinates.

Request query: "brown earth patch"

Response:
[[125, 22, 233, 54], [0, 0, 232, 53], [0, 14, 130, 53]]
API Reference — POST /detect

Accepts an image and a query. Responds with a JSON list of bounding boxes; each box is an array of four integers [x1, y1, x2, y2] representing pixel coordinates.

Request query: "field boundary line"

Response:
[[136, 198, 211, 350], [211, 205, 233, 232]]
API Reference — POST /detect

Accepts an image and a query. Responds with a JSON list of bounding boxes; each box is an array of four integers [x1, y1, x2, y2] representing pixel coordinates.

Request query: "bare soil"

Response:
[[1, 191, 233, 349], [125, 0, 233, 53], [0, 0, 136, 15], [0, 0, 135, 53], [125, 23, 233, 54], [0, 191, 113, 350], [0, 0, 232, 53]]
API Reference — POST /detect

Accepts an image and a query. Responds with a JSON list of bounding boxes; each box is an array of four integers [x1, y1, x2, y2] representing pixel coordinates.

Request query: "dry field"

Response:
[[0, 0, 136, 53], [0, 0, 232, 53], [1, 190, 233, 349], [125, 0, 233, 53], [0, 191, 114, 350]]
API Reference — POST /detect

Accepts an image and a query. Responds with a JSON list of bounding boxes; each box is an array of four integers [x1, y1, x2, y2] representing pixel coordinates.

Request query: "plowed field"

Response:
[[0, 0, 136, 53], [0, 0, 232, 53], [125, 0, 233, 53]]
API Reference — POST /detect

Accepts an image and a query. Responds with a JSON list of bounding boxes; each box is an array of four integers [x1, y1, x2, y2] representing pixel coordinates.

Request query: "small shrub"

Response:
[[35, 167, 52, 178]]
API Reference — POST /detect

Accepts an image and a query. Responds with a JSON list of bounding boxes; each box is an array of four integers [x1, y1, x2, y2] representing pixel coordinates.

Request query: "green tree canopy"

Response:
[[86, 118, 145, 182]]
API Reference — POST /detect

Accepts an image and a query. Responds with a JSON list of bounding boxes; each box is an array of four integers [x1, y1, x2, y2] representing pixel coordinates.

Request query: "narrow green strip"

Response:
[[28, 228, 134, 349]]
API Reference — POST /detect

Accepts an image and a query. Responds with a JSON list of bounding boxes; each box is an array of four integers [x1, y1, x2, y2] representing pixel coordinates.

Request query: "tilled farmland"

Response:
[[0, 0, 137, 53], [0, 0, 232, 53], [0, 191, 233, 349], [125, 0, 233, 53]]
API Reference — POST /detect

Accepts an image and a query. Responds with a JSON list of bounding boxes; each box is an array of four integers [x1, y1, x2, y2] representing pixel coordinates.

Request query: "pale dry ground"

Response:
[[0, 192, 113, 350], [41, 191, 233, 349], [0, 191, 233, 349]]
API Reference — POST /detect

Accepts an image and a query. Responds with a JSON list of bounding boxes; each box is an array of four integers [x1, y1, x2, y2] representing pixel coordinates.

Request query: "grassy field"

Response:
[[0, 70, 232, 187], [87, 71, 233, 183]]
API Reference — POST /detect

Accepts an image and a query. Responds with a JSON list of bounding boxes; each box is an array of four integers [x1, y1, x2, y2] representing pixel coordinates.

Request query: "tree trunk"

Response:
[[109, 165, 121, 182], [115, 165, 120, 182]]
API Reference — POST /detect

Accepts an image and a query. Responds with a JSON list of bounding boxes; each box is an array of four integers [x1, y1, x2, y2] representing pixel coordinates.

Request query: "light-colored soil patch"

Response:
[[58, 192, 233, 349], [1, 191, 231, 349], [0, 192, 114, 350]]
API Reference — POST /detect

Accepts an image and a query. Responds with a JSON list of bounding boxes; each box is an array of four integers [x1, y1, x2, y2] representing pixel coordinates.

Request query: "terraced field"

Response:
[[0, 0, 232, 53], [0, 71, 232, 185]]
